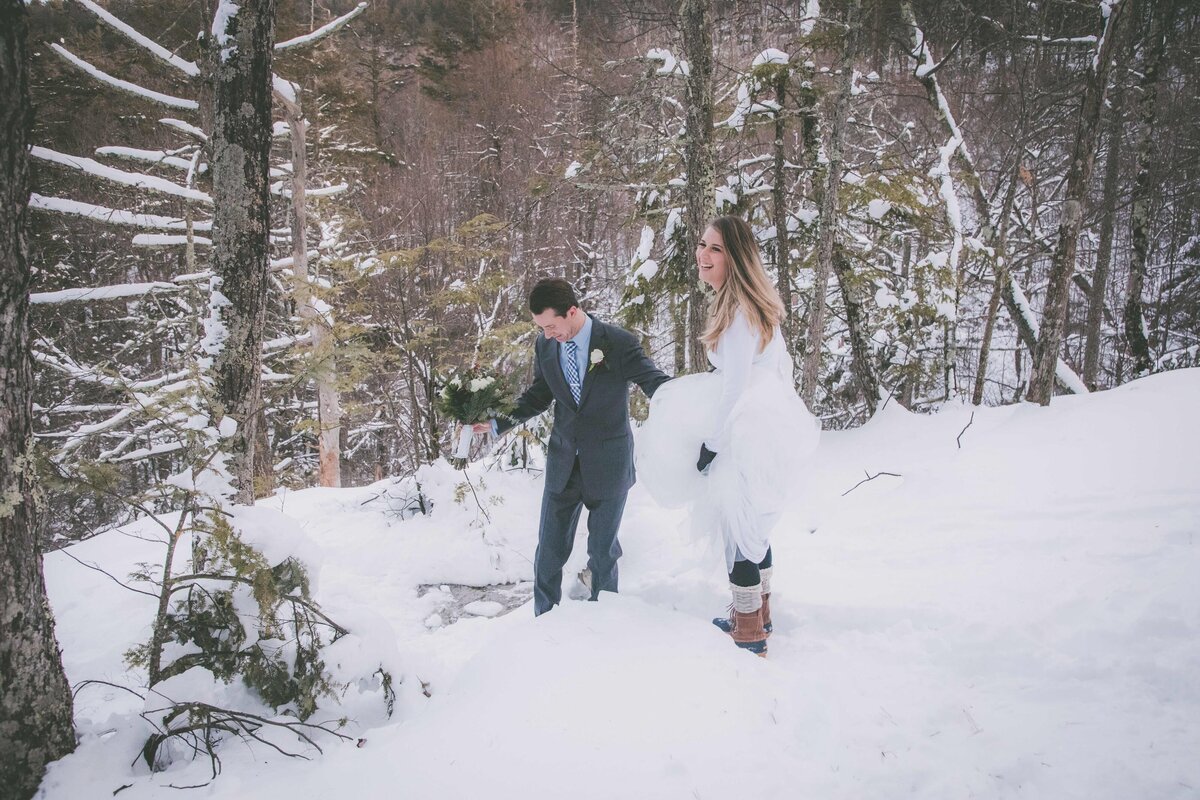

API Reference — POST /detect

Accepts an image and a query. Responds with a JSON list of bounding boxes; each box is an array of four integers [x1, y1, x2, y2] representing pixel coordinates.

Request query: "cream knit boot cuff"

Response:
[[731, 583, 763, 613], [760, 567, 773, 595]]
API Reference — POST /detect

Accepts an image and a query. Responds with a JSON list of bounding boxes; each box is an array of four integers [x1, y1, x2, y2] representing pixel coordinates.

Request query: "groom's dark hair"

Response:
[[529, 278, 580, 317]]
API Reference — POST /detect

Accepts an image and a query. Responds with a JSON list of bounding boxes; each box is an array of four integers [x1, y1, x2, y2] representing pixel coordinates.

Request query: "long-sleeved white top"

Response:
[[704, 309, 787, 452]]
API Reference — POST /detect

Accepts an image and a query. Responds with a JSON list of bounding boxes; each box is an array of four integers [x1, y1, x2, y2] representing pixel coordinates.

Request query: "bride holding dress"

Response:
[[638, 215, 819, 657]]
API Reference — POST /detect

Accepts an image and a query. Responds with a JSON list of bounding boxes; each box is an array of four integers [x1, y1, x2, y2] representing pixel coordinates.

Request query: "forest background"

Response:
[[22, 0, 1200, 540]]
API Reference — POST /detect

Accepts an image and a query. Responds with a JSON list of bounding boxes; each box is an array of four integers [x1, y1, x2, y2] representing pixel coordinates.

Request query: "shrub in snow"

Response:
[[124, 504, 396, 773]]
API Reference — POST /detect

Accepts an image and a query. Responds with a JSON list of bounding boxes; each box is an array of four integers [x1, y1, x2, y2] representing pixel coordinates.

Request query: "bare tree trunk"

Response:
[[279, 90, 342, 487], [771, 70, 793, 348], [1083, 79, 1125, 389], [803, 0, 861, 407], [0, 3, 76, 795], [208, 0, 277, 503], [1125, 0, 1171, 377], [833, 245, 880, 412], [973, 152, 1024, 405], [1028, 0, 1130, 404], [679, 0, 715, 373]]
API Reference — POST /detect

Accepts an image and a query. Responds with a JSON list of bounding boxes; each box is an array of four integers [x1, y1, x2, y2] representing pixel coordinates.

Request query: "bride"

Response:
[[639, 215, 819, 657]]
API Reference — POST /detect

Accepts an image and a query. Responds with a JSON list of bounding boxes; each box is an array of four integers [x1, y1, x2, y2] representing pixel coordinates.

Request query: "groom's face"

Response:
[[533, 306, 583, 342]]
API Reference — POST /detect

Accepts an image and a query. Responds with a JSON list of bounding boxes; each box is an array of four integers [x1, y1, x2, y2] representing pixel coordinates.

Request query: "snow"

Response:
[[72, 0, 200, 77], [39, 370, 1200, 798], [30, 282, 179, 304], [31, 146, 212, 203], [752, 48, 789, 67], [29, 194, 213, 231], [273, 75, 299, 104], [211, 0, 241, 62], [132, 233, 212, 247], [645, 47, 689, 78], [159, 117, 207, 141], [801, 0, 820, 36], [276, 3, 368, 50], [50, 44, 199, 110], [628, 225, 657, 283], [867, 198, 891, 220], [461, 601, 504, 617], [95, 146, 197, 172]]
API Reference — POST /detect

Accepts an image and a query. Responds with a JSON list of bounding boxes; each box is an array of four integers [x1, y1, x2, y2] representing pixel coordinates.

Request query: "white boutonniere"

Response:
[[589, 348, 605, 371]]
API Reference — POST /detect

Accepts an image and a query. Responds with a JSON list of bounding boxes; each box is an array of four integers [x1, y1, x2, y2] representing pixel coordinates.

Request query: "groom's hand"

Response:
[[696, 443, 717, 473]]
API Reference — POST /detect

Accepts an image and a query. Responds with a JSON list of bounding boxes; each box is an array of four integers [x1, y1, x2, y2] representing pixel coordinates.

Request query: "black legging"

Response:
[[729, 547, 773, 587]]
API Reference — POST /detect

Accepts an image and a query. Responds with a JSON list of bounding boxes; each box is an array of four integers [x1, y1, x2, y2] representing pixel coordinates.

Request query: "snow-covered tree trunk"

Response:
[[0, 3, 76, 795], [1083, 78, 1125, 389], [1124, 0, 1170, 378], [207, 0, 278, 502], [679, 0, 716, 372], [803, 4, 859, 406], [279, 91, 342, 487], [972, 157, 1023, 406], [827, 3, 880, 413], [770, 70, 793, 347], [1028, 0, 1130, 404]]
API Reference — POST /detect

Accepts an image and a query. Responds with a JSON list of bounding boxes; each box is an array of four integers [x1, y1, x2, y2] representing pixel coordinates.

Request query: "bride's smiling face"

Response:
[[696, 226, 728, 290]]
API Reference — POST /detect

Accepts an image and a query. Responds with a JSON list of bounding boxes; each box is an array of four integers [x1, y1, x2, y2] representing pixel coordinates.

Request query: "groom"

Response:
[[480, 279, 670, 615]]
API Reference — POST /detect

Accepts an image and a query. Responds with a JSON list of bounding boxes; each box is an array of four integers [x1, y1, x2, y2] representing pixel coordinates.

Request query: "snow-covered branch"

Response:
[[30, 194, 213, 231], [30, 282, 181, 305], [69, 0, 201, 77], [159, 118, 207, 142], [132, 234, 213, 248], [50, 44, 199, 110], [275, 3, 368, 51], [31, 147, 212, 204], [95, 146, 198, 173]]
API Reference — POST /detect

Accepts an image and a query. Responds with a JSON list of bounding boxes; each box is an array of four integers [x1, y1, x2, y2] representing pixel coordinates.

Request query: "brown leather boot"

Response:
[[761, 592, 772, 636], [731, 608, 768, 657]]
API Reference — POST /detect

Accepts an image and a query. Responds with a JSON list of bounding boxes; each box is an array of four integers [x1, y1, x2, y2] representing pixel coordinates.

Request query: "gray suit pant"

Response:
[[533, 457, 627, 616]]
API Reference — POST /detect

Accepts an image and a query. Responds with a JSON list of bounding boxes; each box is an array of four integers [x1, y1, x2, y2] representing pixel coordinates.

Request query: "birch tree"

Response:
[[679, 0, 716, 372], [0, 2, 76, 795], [1027, 0, 1130, 404], [1124, 0, 1173, 377]]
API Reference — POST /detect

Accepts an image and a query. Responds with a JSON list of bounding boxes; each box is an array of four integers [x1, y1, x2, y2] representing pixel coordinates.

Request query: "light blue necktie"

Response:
[[563, 340, 581, 404]]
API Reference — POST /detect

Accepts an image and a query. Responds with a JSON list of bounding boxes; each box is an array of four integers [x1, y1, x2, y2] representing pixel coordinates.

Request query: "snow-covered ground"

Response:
[[40, 369, 1200, 799]]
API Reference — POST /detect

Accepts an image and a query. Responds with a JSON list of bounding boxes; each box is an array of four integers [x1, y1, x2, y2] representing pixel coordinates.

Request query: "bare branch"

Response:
[[841, 470, 902, 496]]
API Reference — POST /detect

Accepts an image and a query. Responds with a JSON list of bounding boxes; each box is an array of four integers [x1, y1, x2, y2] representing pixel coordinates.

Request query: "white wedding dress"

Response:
[[637, 309, 820, 570]]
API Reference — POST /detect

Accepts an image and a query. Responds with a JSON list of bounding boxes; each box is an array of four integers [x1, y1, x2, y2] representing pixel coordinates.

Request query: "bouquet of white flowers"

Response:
[[437, 366, 512, 459]]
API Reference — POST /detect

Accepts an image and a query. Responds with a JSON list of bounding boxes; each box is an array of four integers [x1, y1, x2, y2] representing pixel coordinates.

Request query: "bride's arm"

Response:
[[705, 311, 757, 453]]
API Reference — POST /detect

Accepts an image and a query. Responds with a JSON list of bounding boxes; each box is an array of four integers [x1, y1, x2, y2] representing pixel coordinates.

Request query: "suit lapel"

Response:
[[577, 320, 608, 409], [541, 337, 576, 410]]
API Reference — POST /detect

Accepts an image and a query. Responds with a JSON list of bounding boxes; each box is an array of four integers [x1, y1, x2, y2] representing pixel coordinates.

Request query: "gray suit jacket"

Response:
[[496, 317, 670, 499]]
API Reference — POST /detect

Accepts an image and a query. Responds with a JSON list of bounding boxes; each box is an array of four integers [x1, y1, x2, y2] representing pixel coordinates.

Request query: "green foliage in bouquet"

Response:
[[437, 366, 513, 425]]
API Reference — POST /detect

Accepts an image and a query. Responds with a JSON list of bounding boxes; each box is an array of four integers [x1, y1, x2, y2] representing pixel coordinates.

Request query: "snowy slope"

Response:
[[39, 369, 1200, 799]]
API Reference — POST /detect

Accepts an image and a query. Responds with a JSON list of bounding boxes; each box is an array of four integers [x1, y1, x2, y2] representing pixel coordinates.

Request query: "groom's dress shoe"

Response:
[[567, 568, 592, 601]]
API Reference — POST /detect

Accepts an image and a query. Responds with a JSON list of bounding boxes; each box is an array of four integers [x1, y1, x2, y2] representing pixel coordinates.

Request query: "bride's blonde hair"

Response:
[[700, 216, 785, 353]]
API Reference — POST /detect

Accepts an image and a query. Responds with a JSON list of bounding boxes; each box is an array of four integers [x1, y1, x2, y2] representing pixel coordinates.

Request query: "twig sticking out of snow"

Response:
[[842, 470, 903, 496], [957, 412, 974, 449]]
